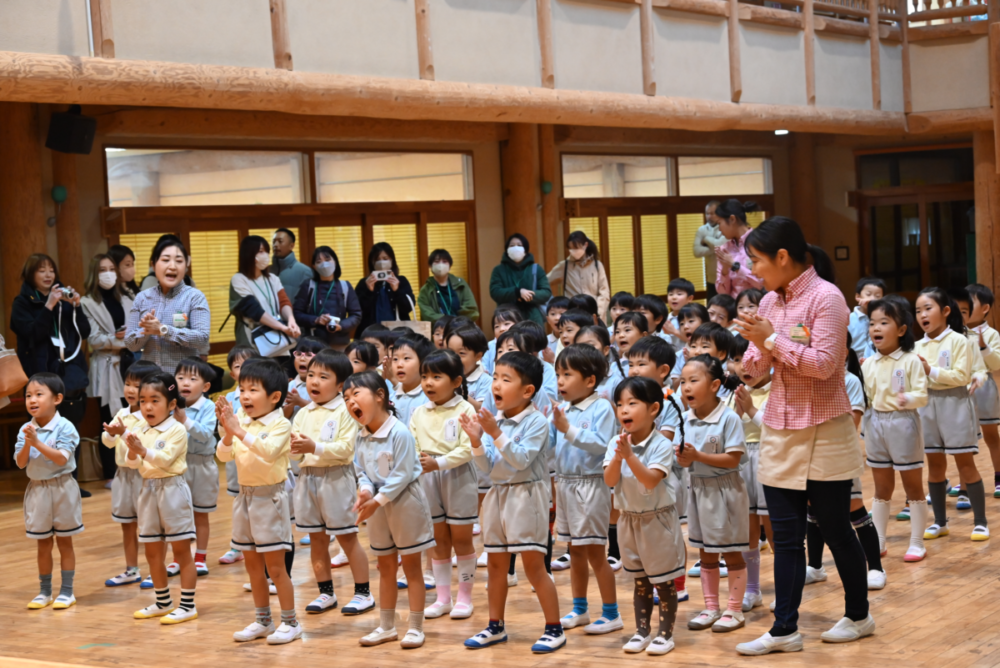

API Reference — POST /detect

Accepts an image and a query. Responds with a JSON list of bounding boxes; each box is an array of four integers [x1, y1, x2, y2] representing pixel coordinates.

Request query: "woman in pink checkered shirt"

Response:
[[732, 217, 872, 656]]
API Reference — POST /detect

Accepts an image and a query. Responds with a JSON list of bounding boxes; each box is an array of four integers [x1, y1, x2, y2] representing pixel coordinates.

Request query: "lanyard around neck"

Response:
[[312, 280, 337, 315]]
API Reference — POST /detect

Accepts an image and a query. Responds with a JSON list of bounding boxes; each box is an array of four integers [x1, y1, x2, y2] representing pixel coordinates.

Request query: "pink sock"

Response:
[[702, 565, 720, 611], [431, 558, 452, 605], [727, 567, 747, 613], [456, 553, 477, 605]]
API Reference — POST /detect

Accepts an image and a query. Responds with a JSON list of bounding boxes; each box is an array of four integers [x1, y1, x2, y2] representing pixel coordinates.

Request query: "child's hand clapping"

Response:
[[290, 432, 316, 455], [419, 451, 439, 473], [552, 404, 570, 434], [353, 488, 378, 523], [918, 355, 931, 376], [103, 418, 126, 437], [124, 431, 146, 459], [614, 432, 633, 462], [215, 398, 240, 433]]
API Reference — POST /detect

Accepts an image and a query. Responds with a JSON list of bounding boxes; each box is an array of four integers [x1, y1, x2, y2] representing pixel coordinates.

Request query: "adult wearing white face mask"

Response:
[[81, 253, 134, 480], [229, 235, 301, 357], [489, 233, 552, 326], [354, 242, 416, 335], [292, 246, 362, 350], [546, 231, 610, 321], [417, 248, 480, 324]]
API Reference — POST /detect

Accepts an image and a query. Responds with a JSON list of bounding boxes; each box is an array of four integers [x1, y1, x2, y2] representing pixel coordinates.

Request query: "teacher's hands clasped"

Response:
[[734, 313, 774, 348]]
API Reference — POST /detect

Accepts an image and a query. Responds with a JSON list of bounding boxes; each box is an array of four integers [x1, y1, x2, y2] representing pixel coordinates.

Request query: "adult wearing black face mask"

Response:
[[354, 242, 415, 336], [292, 246, 362, 350]]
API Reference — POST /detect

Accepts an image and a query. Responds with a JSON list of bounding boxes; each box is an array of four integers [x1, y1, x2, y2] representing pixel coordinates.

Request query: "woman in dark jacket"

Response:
[[354, 242, 416, 336], [293, 246, 362, 350], [488, 233, 552, 326]]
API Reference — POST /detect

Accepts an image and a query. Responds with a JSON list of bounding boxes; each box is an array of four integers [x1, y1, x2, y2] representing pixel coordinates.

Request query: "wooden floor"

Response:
[[2, 451, 999, 668]]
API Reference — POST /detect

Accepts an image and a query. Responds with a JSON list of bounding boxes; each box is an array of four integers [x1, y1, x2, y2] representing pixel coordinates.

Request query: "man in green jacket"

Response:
[[418, 249, 480, 323], [488, 234, 551, 326]]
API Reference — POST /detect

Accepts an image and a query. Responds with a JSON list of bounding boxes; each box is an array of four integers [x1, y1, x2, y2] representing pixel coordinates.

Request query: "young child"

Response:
[[483, 304, 524, 375], [615, 311, 650, 378], [218, 345, 257, 565], [216, 359, 301, 644], [608, 292, 635, 341], [708, 294, 737, 331], [688, 323, 732, 363], [102, 359, 159, 587], [862, 298, 929, 562], [666, 279, 696, 349], [675, 304, 711, 388], [460, 351, 564, 653], [849, 277, 885, 360], [432, 315, 455, 350], [603, 376, 686, 655], [286, 337, 329, 420], [736, 288, 764, 322], [964, 284, 1000, 496], [347, 371, 436, 648], [514, 320, 560, 405], [575, 325, 624, 402], [915, 287, 988, 541], [346, 339, 396, 402], [173, 357, 218, 578], [16, 373, 84, 610], [410, 350, 479, 620], [676, 355, 750, 633], [289, 350, 373, 615], [123, 372, 198, 624], [558, 309, 594, 350], [392, 334, 435, 426], [635, 294, 673, 350], [546, 296, 571, 354], [550, 344, 621, 634], [448, 325, 490, 410]]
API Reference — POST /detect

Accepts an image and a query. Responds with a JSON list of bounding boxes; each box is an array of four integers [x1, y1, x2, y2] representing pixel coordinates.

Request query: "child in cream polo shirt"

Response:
[[215, 358, 301, 646]]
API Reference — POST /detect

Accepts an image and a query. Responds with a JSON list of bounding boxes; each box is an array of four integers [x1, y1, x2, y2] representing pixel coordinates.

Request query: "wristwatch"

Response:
[[763, 333, 777, 351], [159, 324, 169, 336], [731, 262, 741, 273]]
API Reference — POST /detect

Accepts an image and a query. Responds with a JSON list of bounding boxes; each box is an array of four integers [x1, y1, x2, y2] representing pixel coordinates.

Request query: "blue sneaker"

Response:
[[677, 588, 690, 602], [465, 627, 508, 649], [139, 576, 154, 589], [957, 495, 972, 510], [105, 570, 142, 587], [949, 485, 962, 497], [687, 560, 701, 577], [531, 631, 566, 653], [896, 506, 911, 521], [300, 535, 311, 545]]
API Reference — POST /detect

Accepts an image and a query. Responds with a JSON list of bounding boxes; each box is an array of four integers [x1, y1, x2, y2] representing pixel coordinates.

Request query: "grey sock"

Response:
[[39, 573, 52, 598], [967, 480, 989, 527], [380, 608, 396, 631], [281, 608, 298, 628], [409, 611, 425, 633], [928, 481, 948, 526], [633, 577, 654, 638], [256, 606, 272, 626], [59, 570, 75, 598]]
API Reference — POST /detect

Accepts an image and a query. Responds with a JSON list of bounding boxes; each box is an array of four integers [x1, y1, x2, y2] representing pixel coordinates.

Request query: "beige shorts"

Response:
[[24, 473, 84, 540], [482, 479, 550, 554], [183, 453, 220, 513], [739, 443, 768, 516], [687, 471, 750, 553], [111, 466, 143, 523], [294, 466, 359, 535], [225, 460, 240, 497], [231, 482, 293, 553], [422, 462, 479, 525], [137, 476, 196, 543], [555, 474, 611, 546], [367, 481, 436, 556], [760, 413, 863, 490], [618, 506, 686, 583]]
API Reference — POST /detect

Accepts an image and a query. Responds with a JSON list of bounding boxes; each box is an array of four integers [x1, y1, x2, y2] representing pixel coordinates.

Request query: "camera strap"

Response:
[[56, 304, 82, 363]]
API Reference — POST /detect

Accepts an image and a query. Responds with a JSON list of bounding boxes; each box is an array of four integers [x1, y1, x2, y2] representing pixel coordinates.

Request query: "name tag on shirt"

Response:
[[790, 323, 811, 345], [320, 419, 337, 442], [173, 313, 188, 328], [938, 350, 951, 370], [50, 334, 64, 349], [891, 369, 906, 393], [377, 451, 393, 477], [444, 418, 458, 443]]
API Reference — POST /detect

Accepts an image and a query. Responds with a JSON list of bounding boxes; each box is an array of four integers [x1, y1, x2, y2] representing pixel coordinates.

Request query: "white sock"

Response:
[[909, 500, 928, 552], [871, 498, 891, 553], [432, 558, 452, 605]]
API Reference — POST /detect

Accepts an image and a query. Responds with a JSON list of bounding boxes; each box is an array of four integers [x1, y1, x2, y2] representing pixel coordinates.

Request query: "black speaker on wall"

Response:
[[45, 105, 97, 155]]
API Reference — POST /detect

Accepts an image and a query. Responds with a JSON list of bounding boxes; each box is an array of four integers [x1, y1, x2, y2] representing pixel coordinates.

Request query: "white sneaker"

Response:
[[472, 523, 481, 536], [688, 609, 722, 630], [551, 553, 571, 571], [342, 594, 376, 615], [607, 556, 623, 572], [742, 591, 764, 612], [233, 621, 275, 642], [27, 594, 52, 609], [646, 637, 674, 655], [972, 525, 991, 541], [53, 594, 76, 610], [450, 601, 474, 619], [711, 610, 745, 633], [736, 631, 804, 655], [476, 552, 488, 567], [425, 600, 453, 618], [584, 615, 624, 634], [195, 562, 209, 577], [867, 569, 887, 590], [804, 565, 827, 584], [464, 626, 507, 648], [820, 614, 876, 643], [677, 588, 689, 602], [360, 624, 399, 646], [331, 551, 350, 568], [422, 571, 436, 589], [166, 562, 180, 577], [904, 545, 927, 562], [305, 593, 338, 613], [531, 572, 554, 592], [400, 629, 425, 648], [267, 622, 303, 645], [769, 599, 776, 612], [485, 572, 518, 590], [623, 633, 653, 653], [161, 606, 198, 624], [452, 555, 458, 567], [560, 610, 591, 629], [105, 570, 142, 587], [530, 630, 566, 653], [243, 580, 277, 595], [134, 603, 174, 619], [396, 573, 408, 588]]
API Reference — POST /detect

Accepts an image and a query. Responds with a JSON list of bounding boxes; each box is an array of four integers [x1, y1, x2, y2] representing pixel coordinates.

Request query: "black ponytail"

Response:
[[845, 332, 868, 409], [919, 287, 966, 335], [420, 349, 469, 401], [665, 392, 685, 446], [745, 216, 835, 284]]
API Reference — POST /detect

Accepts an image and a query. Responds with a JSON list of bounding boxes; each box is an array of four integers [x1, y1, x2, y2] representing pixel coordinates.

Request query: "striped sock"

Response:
[[179, 588, 196, 611], [281, 608, 298, 628], [155, 587, 172, 610], [256, 606, 272, 626], [194, 550, 207, 564]]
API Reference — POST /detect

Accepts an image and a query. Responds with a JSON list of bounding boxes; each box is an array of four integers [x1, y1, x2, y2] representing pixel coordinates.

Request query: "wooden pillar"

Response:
[[0, 103, 47, 343], [901, 0, 911, 113], [89, 0, 115, 58], [500, 123, 541, 254], [539, 124, 560, 270], [804, 0, 815, 105], [728, 0, 742, 102], [537, 0, 555, 89], [789, 132, 819, 244], [640, 0, 656, 96], [269, 0, 293, 70], [974, 131, 1000, 325], [991, 24, 1000, 173], [415, 0, 435, 80], [869, 0, 881, 110], [51, 152, 85, 292]]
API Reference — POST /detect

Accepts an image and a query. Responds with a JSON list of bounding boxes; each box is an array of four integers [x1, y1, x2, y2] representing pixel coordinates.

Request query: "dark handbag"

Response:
[[119, 348, 136, 381]]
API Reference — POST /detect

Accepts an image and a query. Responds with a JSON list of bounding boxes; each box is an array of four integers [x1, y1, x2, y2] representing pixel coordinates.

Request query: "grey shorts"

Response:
[[739, 443, 768, 515], [851, 477, 863, 498], [137, 476, 196, 543], [183, 453, 219, 513], [367, 480, 436, 556], [285, 472, 296, 523], [225, 460, 240, 497], [477, 465, 492, 494], [864, 409, 924, 471], [618, 506, 686, 584], [294, 466, 359, 535], [974, 374, 1000, 425], [111, 466, 143, 523], [672, 464, 689, 521], [422, 462, 479, 525], [921, 387, 980, 455], [231, 482, 293, 553], [24, 473, 84, 540], [482, 479, 551, 554], [687, 471, 750, 553], [555, 474, 611, 546]]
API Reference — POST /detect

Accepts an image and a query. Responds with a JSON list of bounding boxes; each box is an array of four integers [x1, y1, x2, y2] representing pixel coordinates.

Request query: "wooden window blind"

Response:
[[676, 213, 707, 292], [118, 233, 166, 274], [372, 223, 420, 319], [189, 230, 240, 344], [426, 222, 469, 282], [568, 217, 599, 244], [639, 215, 669, 295], [747, 210, 767, 226], [606, 216, 635, 295], [314, 226, 365, 287]]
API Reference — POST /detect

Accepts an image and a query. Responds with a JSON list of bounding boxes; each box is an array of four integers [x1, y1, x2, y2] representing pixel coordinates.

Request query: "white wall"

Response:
[[815, 34, 872, 110], [551, 0, 644, 95], [652, 9, 731, 102], [286, 0, 419, 79], [911, 36, 990, 112], [739, 24, 807, 106], [0, 0, 90, 57]]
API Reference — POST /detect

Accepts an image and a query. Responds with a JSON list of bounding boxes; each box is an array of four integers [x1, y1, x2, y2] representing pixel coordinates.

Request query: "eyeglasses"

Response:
[[293, 351, 317, 358]]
